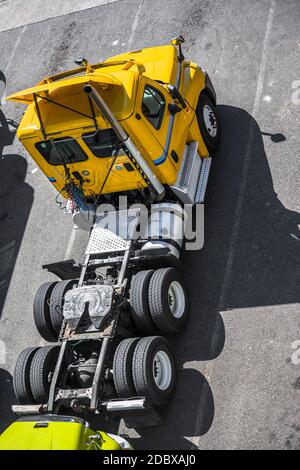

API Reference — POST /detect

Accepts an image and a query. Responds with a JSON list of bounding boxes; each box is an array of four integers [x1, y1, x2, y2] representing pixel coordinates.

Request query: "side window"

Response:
[[82, 129, 121, 158], [141, 85, 166, 130], [35, 138, 87, 166]]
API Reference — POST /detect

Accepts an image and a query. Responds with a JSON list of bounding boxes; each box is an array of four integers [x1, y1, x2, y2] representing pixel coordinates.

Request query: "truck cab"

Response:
[[7, 40, 218, 206]]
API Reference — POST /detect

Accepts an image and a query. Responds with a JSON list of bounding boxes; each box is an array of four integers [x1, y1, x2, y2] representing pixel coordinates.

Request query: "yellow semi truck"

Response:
[[5, 37, 220, 440]]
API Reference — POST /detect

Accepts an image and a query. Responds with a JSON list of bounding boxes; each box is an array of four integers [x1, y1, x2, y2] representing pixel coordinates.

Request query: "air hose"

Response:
[[67, 183, 88, 212], [55, 181, 88, 215]]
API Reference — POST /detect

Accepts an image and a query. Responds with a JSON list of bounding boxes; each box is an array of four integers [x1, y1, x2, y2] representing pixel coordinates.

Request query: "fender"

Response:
[[204, 71, 217, 105]]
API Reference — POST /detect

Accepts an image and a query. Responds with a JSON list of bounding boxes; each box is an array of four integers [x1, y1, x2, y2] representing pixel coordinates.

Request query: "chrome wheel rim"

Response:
[[203, 104, 217, 137], [168, 281, 185, 318], [152, 351, 172, 390]]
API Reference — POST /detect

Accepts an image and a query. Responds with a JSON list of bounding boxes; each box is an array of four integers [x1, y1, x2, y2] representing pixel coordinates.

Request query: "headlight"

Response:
[[106, 433, 133, 450]]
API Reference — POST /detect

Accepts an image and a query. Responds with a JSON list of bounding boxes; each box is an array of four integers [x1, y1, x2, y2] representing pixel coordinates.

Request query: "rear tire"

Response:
[[49, 280, 76, 335], [29, 345, 60, 403], [113, 338, 140, 398], [130, 270, 157, 334], [132, 336, 176, 406], [196, 93, 220, 153], [148, 268, 189, 334], [33, 282, 58, 342], [13, 347, 40, 404]]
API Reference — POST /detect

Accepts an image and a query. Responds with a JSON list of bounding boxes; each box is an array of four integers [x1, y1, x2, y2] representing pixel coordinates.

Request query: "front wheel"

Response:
[[196, 93, 220, 154]]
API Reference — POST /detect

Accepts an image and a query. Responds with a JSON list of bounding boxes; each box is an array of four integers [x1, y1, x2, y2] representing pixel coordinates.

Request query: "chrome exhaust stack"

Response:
[[83, 84, 165, 200]]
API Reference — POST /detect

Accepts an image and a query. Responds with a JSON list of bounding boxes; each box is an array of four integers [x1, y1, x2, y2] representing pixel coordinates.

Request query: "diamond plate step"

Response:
[[195, 157, 212, 203], [171, 141, 202, 204], [85, 208, 140, 255], [179, 141, 199, 187]]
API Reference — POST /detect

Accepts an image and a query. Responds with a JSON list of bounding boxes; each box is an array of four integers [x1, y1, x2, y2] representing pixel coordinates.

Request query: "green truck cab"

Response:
[[0, 415, 132, 450]]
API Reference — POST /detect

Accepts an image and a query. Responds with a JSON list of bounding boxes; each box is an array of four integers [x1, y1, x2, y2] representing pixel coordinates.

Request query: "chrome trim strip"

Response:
[[17, 414, 90, 427]]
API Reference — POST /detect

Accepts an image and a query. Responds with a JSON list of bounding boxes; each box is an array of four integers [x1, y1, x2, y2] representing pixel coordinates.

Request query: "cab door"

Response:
[[127, 77, 176, 184], [128, 76, 193, 184]]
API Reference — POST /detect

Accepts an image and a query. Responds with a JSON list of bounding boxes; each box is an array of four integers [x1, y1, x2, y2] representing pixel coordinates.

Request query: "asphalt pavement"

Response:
[[0, 0, 299, 450]]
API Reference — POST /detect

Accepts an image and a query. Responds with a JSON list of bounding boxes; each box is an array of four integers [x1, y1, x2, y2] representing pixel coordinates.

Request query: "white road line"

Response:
[[64, 225, 77, 260], [5, 25, 27, 70], [0, 339, 6, 364], [191, 0, 276, 448], [127, 0, 144, 49], [1, 25, 27, 105], [251, 3, 275, 119]]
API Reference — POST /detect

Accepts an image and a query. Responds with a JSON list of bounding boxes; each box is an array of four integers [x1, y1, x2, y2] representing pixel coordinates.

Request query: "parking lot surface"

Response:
[[0, 0, 299, 449]]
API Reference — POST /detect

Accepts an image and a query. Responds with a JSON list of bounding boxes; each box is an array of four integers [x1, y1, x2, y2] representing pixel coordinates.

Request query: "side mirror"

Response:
[[167, 84, 187, 109], [74, 57, 88, 66], [170, 35, 185, 62], [171, 35, 185, 46]]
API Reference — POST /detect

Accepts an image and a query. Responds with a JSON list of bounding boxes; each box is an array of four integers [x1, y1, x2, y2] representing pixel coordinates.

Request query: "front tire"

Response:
[[196, 93, 220, 153]]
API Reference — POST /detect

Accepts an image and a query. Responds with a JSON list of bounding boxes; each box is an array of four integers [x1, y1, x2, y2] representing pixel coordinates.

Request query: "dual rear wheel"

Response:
[[130, 268, 189, 335], [124, 267, 188, 405], [34, 269, 188, 339], [113, 336, 175, 406], [33, 280, 76, 342], [21, 269, 187, 408], [13, 345, 60, 404], [14, 337, 175, 408]]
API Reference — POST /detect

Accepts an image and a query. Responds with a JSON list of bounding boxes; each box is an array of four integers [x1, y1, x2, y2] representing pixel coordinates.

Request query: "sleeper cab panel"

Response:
[[22, 135, 147, 197]]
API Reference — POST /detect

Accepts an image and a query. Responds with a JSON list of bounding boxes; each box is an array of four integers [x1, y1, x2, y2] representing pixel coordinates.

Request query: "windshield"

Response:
[[35, 138, 88, 166], [82, 129, 122, 158]]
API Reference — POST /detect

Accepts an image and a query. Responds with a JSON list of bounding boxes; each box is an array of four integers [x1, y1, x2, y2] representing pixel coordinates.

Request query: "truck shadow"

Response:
[[0, 72, 34, 318], [127, 369, 213, 450], [133, 104, 299, 449]]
